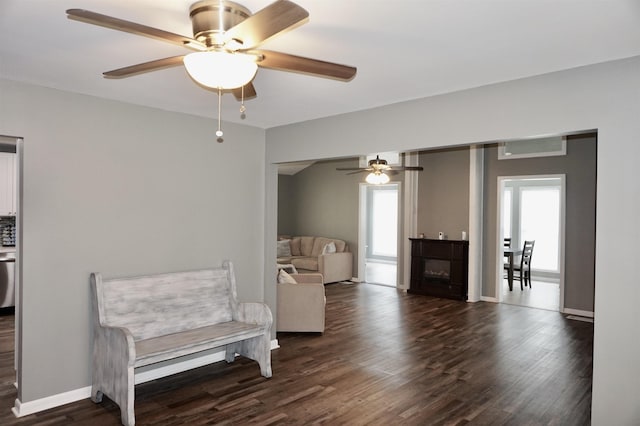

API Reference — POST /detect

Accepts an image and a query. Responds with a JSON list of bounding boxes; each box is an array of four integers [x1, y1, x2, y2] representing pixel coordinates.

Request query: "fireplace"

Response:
[[409, 238, 469, 301]]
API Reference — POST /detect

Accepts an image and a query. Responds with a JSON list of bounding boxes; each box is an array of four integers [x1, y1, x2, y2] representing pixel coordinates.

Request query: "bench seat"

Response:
[[135, 321, 267, 367]]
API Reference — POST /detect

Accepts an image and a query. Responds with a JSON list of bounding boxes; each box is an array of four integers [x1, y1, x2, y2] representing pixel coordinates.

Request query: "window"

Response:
[[520, 186, 560, 272], [502, 188, 513, 240], [370, 187, 398, 258], [499, 136, 566, 160]]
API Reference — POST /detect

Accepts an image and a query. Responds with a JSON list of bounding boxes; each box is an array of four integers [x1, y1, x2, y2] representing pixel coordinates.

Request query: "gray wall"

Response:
[[417, 147, 470, 240], [0, 79, 266, 403], [3, 55, 638, 424], [277, 174, 295, 236], [277, 158, 361, 275], [482, 134, 597, 311], [264, 56, 640, 424]]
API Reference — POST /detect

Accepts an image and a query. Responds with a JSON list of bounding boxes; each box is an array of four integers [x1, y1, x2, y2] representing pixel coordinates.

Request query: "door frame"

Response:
[[496, 174, 566, 311], [0, 135, 22, 393]]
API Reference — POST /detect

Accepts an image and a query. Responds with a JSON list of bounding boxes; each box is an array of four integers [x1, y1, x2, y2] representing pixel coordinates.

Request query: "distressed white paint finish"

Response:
[[90, 261, 272, 426], [98, 269, 234, 340]]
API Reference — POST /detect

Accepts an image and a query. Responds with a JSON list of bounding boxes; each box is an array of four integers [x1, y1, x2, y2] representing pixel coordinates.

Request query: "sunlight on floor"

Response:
[[365, 261, 397, 287], [501, 279, 559, 311]]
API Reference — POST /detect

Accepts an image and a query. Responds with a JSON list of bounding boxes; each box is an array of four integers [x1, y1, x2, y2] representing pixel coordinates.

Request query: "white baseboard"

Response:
[[12, 339, 279, 418], [480, 296, 499, 303], [350, 277, 362, 283], [561, 308, 594, 318], [12, 386, 92, 418]]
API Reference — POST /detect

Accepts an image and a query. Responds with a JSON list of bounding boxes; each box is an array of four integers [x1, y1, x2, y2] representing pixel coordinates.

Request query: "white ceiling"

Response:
[[2, 0, 640, 129]]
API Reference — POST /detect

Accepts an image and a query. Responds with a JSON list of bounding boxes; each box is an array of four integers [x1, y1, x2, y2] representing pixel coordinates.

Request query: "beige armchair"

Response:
[[276, 273, 325, 333]]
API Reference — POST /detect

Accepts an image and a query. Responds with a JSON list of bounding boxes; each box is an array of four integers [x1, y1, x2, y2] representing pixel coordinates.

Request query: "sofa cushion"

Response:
[[291, 256, 318, 271], [290, 237, 301, 256], [333, 239, 347, 253], [277, 240, 292, 257], [299, 236, 315, 257], [277, 256, 293, 264]]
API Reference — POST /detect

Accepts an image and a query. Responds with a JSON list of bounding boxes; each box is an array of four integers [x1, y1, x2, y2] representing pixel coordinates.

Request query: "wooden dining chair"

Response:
[[502, 238, 512, 271], [513, 240, 535, 290]]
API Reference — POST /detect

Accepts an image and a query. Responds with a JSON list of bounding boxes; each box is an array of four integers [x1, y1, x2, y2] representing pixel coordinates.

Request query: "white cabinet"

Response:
[[0, 153, 17, 216]]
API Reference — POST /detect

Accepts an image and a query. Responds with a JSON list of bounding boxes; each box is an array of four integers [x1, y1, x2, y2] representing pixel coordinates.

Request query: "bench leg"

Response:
[[255, 334, 272, 378], [91, 387, 103, 403], [256, 336, 273, 378], [225, 344, 238, 363], [236, 336, 272, 378], [119, 385, 135, 426], [107, 362, 135, 426], [94, 352, 135, 425]]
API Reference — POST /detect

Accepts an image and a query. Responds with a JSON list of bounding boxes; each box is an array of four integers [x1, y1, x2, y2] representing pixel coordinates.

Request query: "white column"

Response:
[[401, 152, 419, 291], [467, 145, 484, 302]]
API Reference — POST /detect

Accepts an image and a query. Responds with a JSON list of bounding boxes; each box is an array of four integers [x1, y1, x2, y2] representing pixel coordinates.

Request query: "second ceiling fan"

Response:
[[337, 155, 423, 184]]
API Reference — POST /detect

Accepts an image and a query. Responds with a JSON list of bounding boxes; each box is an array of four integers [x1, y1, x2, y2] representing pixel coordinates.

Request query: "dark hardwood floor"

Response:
[[0, 283, 593, 425]]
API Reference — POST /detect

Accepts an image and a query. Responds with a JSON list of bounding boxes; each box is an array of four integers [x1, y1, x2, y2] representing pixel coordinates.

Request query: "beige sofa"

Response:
[[277, 236, 353, 283], [277, 273, 325, 332]]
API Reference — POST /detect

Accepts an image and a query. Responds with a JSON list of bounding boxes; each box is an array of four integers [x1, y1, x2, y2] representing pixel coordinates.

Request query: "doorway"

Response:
[[0, 135, 21, 396], [497, 175, 565, 311], [359, 183, 400, 286]]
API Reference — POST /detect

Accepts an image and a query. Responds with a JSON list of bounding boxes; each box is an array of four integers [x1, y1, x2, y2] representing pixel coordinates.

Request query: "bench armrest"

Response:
[[235, 302, 273, 328], [94, 325, 136, 367]]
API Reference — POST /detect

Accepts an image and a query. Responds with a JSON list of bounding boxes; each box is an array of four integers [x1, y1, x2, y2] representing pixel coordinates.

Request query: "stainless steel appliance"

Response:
[[0, 252, 15, 308]]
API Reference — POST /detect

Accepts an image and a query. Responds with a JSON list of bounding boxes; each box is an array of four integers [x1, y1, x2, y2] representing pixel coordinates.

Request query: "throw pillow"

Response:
[[277, 239, 292, 257], [322, 241, 337, 254], [278, 269, 297, 284]]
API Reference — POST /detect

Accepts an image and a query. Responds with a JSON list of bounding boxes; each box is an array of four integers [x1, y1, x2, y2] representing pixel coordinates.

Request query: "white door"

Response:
[[359, 183, 399, 286], [498, 175, 565, 311]]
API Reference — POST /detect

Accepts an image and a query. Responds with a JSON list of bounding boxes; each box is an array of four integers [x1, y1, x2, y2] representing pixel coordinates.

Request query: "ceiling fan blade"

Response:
[[231, 82, 257, 101], [252, 50, 357, 81], [336, 167, 366, 171], [66, 9, 206, 51], [103, 56, 185, 78], [225, 0, 309, 50], [394, 166, 424, 171], [346, 170, 370, 175]]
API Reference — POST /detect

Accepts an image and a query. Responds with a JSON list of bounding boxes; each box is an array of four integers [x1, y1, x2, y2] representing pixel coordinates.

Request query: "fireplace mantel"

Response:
[[408, 238, 469, 301]]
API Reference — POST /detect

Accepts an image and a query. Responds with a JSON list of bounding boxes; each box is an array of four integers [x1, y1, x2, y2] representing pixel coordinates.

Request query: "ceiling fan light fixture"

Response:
[[366, 171, 390, 185], [183, 51, 257, 89]]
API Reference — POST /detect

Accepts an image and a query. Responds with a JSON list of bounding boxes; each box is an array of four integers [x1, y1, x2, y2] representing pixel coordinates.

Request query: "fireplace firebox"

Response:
[[409, 238, 469, 301], [423, 259, 450, 280]]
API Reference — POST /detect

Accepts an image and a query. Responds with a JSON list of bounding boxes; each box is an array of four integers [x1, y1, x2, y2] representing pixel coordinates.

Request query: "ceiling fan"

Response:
[[66, 0, 357, 102], [336, 155, 423, 184]]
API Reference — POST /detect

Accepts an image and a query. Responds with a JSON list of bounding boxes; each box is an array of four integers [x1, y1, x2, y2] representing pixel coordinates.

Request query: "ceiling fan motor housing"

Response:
[[189, 0, 251, 48], [369, 156, 388, 168]]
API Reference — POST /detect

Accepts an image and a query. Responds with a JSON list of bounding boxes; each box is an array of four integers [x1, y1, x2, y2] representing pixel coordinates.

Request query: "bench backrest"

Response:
[[91, 262, 239, 341]]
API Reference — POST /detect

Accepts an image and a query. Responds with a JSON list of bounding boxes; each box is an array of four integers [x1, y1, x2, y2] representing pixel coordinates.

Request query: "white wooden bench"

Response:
[[90, 261, 272, 426]]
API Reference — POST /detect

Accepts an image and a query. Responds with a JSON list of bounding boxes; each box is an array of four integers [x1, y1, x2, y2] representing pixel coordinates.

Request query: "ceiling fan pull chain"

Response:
[[216, 87, 223, 139], [240, 85, 247, 119]]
